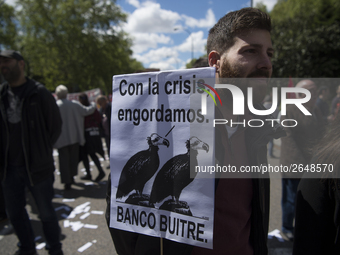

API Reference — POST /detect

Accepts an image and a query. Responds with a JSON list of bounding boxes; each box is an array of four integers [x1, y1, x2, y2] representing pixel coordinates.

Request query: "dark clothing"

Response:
[[0, 182, 6, 218], [80, 109, 105, 178], [280, 104, 325, 235], [106, 104, 285, 255], [281, 179, 300, 233], [293, 177, 340, 254], [0, 78, 63, 255], [100, 102, 111, 156], [280, 105, 325, 178], [2, 165, 62, 254], [84, 109, 105, 156], [58, 143, 79, 184], [316, 97, 330, 121], [331, 96, 340, 115], [101, 102, 111, 136], [0, 79, 62, 185], [209, 106, 285, 255], [5, 80, 28, 167]]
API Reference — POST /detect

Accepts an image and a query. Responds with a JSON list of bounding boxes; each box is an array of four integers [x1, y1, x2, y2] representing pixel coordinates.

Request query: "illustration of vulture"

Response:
[[116, 133, 170, 199], [149, 136, 209, 206]]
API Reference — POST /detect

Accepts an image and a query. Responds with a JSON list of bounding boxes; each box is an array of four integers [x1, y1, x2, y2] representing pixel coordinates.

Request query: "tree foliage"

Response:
[[186, 58, 198, 69], [255, 2, 268, 13], [10, 0, 143, 93], [270, 0, 340, 78], [0, 1, 17, 49]]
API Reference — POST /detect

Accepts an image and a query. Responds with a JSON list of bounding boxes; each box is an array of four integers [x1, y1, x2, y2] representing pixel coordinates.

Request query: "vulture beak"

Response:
[[163, 138, 170, 148], [202, 143, 209, 152]]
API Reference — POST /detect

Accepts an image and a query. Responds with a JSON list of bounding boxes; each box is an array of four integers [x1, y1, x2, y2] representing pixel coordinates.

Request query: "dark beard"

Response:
[[219, 60, 240, 79], [217, 60, 270, 106]]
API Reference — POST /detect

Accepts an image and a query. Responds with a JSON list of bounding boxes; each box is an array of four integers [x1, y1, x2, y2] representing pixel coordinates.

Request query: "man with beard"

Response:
[[106, 8, 285, 255], [0, 50, 63, 255], [190, 8, 285, 255]]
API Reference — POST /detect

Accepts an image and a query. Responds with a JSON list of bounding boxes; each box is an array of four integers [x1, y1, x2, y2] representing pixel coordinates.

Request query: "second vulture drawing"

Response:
[[149, 136, 209, 215]]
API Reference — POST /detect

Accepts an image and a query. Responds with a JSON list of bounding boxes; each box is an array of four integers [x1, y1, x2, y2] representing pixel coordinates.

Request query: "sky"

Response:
[[116, 0, 278, 70], [5, 0, 278, 70]]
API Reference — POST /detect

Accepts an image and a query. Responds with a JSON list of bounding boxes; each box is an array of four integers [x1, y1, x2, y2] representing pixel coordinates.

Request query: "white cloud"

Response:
[[176, 31, 206, 56], [182, 9, 216, 29], [122, 1, 281, 69], [134, 46, 178, 64], [130, 33, 172, 54], [149, 61, 175, 71], [124, 1, 181, 33], [133, 30, 206, 70], [126, 0, 140, 8]]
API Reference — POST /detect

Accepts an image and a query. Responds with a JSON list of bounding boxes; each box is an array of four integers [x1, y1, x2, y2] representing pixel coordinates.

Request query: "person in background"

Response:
[[263, 93, 280, 158], [78, 93, 106, 182], [0, 50, 63, 255], [330, 85, 340, 120], [293, 112, 340, 254], [280, 79, 326, 241], [96, 95, 111, 163], [315, 85, 330, 122], [54, 85, 95, 190]]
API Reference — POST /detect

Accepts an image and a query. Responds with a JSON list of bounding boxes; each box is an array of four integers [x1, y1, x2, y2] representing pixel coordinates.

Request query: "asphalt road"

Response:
[[0, 139, 292, 255]]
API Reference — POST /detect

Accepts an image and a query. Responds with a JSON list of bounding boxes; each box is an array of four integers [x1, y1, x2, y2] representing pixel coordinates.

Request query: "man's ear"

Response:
[[208, 51, 220, 70]]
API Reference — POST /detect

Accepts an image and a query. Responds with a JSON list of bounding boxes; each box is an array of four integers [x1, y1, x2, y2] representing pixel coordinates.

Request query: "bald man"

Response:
[[279, 79, 325, 241]]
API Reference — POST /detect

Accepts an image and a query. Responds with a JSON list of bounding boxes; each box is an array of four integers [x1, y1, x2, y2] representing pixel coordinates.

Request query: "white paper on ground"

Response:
[[80, 212, 91, 220], [91, 210, 104, 215], [36, 242, 46, 250], [84, 224, 98, 229], [78, 242, 93, 252]]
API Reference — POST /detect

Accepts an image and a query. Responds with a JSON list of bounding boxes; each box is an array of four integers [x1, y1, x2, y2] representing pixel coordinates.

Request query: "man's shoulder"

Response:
[[25, 78, 50, 94]]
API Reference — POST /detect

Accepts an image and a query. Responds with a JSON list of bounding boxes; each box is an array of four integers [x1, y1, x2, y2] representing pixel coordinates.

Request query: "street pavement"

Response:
[[0, 139, 293, 255]]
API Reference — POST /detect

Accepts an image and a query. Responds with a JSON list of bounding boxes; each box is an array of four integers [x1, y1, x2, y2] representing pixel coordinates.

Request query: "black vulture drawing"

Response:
[[149, 136, 209, 208], [116, 133, 170, 200]]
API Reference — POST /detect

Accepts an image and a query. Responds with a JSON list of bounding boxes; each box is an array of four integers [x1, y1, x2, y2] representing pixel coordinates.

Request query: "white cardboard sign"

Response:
[[110, 67, 216, 249]]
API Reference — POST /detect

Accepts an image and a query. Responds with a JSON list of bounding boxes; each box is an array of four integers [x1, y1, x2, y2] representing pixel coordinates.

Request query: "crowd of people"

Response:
[[0, 6, 340, 255]]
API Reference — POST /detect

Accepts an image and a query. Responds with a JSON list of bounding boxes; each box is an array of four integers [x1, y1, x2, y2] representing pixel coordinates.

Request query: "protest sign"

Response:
[[52, 88, 101, 103], [109, 67, 216, 249]]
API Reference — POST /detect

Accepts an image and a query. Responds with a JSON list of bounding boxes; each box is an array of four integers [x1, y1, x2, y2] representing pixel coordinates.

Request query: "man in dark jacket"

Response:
[[0, 50, 63, 255], [106, 8, 285, 255]]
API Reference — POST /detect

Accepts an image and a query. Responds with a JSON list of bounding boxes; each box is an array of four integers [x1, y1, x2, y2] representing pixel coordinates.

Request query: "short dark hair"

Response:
[[79, 93, 90, 106], [207, 8, 271, 56]]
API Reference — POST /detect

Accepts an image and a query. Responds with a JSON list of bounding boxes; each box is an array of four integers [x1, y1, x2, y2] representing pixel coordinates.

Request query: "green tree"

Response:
[[186, 58, 198, 69], [16, 0, 143, 93], [0, 1, 17, 50], [255, 2, 268, 13], [270, 0, 340, 78]]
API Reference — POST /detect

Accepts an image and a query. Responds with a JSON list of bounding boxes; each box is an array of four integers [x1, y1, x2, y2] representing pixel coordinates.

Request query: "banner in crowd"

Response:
[[52, 88, 101, 103], [109, 67, 216, 249]]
